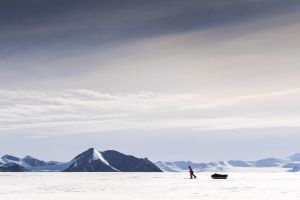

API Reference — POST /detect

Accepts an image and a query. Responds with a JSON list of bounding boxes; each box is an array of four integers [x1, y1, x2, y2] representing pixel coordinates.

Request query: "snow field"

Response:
[[0, 172, 299, 200]]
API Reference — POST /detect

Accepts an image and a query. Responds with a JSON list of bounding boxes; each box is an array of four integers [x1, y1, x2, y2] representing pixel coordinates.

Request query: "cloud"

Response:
[[1, 89, 300, 136], [1, 0, 300, 91]]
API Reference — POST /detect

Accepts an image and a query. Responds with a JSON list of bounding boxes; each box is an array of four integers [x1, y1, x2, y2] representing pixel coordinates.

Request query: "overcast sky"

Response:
[[1, 0, 300, 162]]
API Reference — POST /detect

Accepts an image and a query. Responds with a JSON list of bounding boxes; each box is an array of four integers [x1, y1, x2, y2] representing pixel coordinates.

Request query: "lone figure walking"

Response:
[[188, 166, 197, 179]]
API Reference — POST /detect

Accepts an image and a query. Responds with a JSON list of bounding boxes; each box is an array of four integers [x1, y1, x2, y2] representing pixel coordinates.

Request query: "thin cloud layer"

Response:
[[1, 1, 300, 160], [1, 0, 300, 91], [1, 89, 300, 136]]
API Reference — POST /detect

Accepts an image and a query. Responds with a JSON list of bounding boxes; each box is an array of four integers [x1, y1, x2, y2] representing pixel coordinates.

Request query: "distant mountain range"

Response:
[[0, 148, 162, 172], [1, 150, 300, 172], [156, 153, 300, 172]]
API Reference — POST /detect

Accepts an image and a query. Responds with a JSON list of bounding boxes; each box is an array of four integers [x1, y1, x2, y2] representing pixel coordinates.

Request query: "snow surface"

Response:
[[0, 172, 299, 200]]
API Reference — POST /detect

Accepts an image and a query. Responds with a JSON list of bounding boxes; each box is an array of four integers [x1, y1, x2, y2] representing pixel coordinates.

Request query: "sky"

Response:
[[1, 0, 300, 162]]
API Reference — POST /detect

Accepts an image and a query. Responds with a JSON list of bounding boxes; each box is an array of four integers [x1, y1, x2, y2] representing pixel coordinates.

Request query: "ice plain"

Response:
[[0, 172, 299, 200]]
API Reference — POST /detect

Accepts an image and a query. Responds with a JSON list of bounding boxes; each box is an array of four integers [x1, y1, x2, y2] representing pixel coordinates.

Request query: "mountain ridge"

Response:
[[156, 153, 300, 172], [1, 150, 299, 172], [0, 148, 162, 172]]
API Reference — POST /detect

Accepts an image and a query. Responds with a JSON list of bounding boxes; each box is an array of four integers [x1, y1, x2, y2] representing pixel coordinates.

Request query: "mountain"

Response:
[[22, 155, 47, 167], [0, 163, 27, 172], [0, 154, 66, 172], [156, 153, 300, 172], [1, 155, 22, 165], [155, 161, 179, 172], [156, 161, 218, 172], [101, 150, 161, 172], [64, 148, 162, 172], [0, 148, 162, 172], [289, 165, 300, 172], [1, 150, 299, 172], [64, 148, 118, 172], [1, 154, 47, 167], [253, 158, 285, 167], [282, 162, 300, 168], [156, 161, 233, 172], [227, 160, 251, 167]]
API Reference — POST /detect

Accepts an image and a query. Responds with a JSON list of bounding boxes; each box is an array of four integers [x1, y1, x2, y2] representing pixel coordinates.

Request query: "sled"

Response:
[[211, 173, 228, 179]]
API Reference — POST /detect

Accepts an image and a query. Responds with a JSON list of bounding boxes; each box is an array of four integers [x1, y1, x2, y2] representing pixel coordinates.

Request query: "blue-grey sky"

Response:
[[1, 0, 300, 162]]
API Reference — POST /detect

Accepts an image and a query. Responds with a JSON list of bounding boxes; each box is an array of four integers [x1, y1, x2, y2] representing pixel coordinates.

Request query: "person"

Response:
[[188, 166, 196, 179]]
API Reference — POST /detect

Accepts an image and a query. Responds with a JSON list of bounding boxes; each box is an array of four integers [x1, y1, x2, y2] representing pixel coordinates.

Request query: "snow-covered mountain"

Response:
[[2, 151, 299, 172], [64, 148, 162, 172], [156, 161, 236, 172], [289, 165, 300, 172], [156, 153, 300, 172], [64, 148, 119, 172], [0, 163, 27, 172], [0, 154, 68, 172], [0, 148, 162, 172], [252, 158, 285, 167], [227, 160, 251, 167]]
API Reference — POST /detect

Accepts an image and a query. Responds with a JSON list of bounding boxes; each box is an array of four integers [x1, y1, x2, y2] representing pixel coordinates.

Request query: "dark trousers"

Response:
[[190, 171, 196, 179]]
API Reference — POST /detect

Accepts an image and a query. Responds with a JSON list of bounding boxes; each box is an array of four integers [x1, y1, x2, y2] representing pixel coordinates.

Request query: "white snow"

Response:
[[92, 149, 110, 165], [0, 172, 299, 200], [92, 149, 120, 171]]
